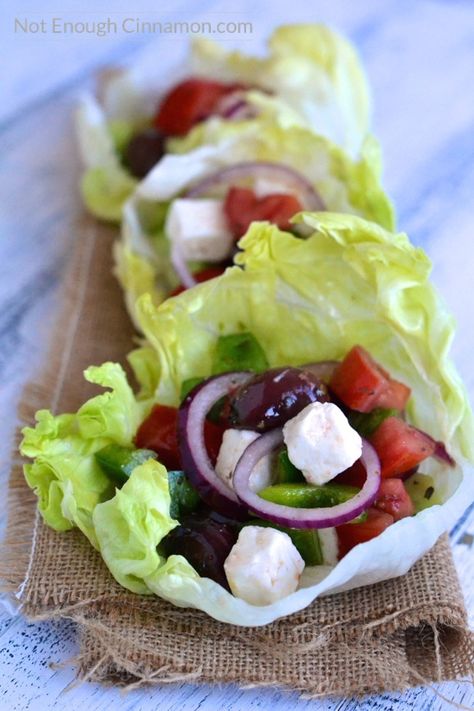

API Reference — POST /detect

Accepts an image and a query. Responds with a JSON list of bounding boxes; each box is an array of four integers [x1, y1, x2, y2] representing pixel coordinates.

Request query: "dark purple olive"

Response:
[[159, 510, 239, 589], [123, 128, 165, 178], [230, 367, 329, 431]]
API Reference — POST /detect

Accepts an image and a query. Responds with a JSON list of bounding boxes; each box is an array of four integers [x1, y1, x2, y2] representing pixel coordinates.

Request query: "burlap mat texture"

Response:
[[1, 222, 473, 699]]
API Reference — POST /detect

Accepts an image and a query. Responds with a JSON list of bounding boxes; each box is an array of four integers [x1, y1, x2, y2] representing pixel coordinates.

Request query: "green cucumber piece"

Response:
[[167, 470, 202, 520], [276, 449, 305, 484], [258, 482, 359, 508], [95, 444, 157, 487], [404, 473, 440, 512], [247, 519, 323, 566], [347, 408, 399, 437], [258, 482, 367, 523]]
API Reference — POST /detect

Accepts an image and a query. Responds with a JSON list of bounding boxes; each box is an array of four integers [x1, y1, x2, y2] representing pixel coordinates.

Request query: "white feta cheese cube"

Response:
[[224, 526, 304, 605], [215, 429, 273, 493], [318, 528, 339, 566], [137, 145, 223, 201], [283, 401, 362, 485], [165, 198, 233, 262]]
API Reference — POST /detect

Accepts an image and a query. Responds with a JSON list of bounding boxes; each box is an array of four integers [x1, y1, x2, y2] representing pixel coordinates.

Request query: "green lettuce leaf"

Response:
[[76, 94, 120, 170], [131, 217, 472, 620], [76, 94, 137, 222], [114, 198, 179, 322], [22, 211, 474, 623], [136, 213, 473, 471], [77, 24, 371, 223], [108, 119, 137, 157], [81, 166, 136, 223], [92, 460, 180, 594], [191, 24, 370, 155], [167, 121, 393, 229], [20, 361, 152, 546], [120, 119, 393, 328]]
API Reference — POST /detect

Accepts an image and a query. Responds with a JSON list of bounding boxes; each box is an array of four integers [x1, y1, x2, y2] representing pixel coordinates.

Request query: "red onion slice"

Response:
[[233, 434, 381, 529], [215, 91, 257, 120], [178, 371, 252, 520], [184, 161, 326, 211], [302, 360, 340, 383], [433, 440, 455, 467], [170, 245, 196, 290], [414, 428, 456, 467]]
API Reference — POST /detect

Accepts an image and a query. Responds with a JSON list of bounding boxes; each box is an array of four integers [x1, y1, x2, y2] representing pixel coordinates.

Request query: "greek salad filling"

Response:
[[165, 161, 324, 292], [93, 335, 453, 606], [79, 25, 381, 234], [116, 113, 395, 330], [122, 79, 259, 179]]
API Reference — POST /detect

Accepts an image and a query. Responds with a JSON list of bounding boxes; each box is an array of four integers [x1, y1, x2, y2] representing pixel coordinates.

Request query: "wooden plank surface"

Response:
[[1, 0, 473, 708]]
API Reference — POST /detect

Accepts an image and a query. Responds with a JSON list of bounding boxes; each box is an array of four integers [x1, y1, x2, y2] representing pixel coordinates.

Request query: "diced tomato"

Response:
[[247, 193, 303, 231], [336, 508, 394, 558], [333, 459, 367, 488], [330, 346, 388, 412], [224, 187, 255, 237], [135, 403, 226, 469], [154, 79, 239, 136], [224, 186, 303, 238], [170, 266, 226, 297], [135, 404, 181, 470], [373, 478, 414, 521], [375, 379, 412, 411], [329, 345, 411, 413], [369, 417, 436, 478]]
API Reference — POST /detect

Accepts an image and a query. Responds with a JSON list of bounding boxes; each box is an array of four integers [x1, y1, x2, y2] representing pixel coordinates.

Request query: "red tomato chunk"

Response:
[[369, 416, 436, 478], [329, 345, 411, 413], [336, 508, 394, 558], [135, 404, 226, 469], [373, 478, 414, 521], [154, 79, 241, 136], [135, 404, 181, 470], [224, 186, 303, 238], [375, 379, 411, 411]]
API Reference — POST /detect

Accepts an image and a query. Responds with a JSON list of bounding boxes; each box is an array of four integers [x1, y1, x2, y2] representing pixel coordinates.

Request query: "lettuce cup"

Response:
[[21, 213, 474, 626], [116, 118, 393, 328], [76, 24, 371, 222]]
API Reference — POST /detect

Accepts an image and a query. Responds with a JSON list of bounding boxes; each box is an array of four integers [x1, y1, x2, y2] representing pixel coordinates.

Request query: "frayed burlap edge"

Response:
[[0, 221, 136, 604], [69, 610, 474, 701]]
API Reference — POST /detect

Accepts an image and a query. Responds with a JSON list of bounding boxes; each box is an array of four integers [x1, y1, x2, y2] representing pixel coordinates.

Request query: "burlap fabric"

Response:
[[1, 221, 473, 698]]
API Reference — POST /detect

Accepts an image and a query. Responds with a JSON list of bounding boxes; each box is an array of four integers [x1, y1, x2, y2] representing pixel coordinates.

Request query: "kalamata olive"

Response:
[[159, 510, 239, 589], [123, 127, 165, 178], [230, 367, 329, 431]]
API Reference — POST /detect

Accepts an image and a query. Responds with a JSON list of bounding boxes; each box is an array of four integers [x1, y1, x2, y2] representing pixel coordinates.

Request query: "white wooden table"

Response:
[[1, 0, 473, 708]]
